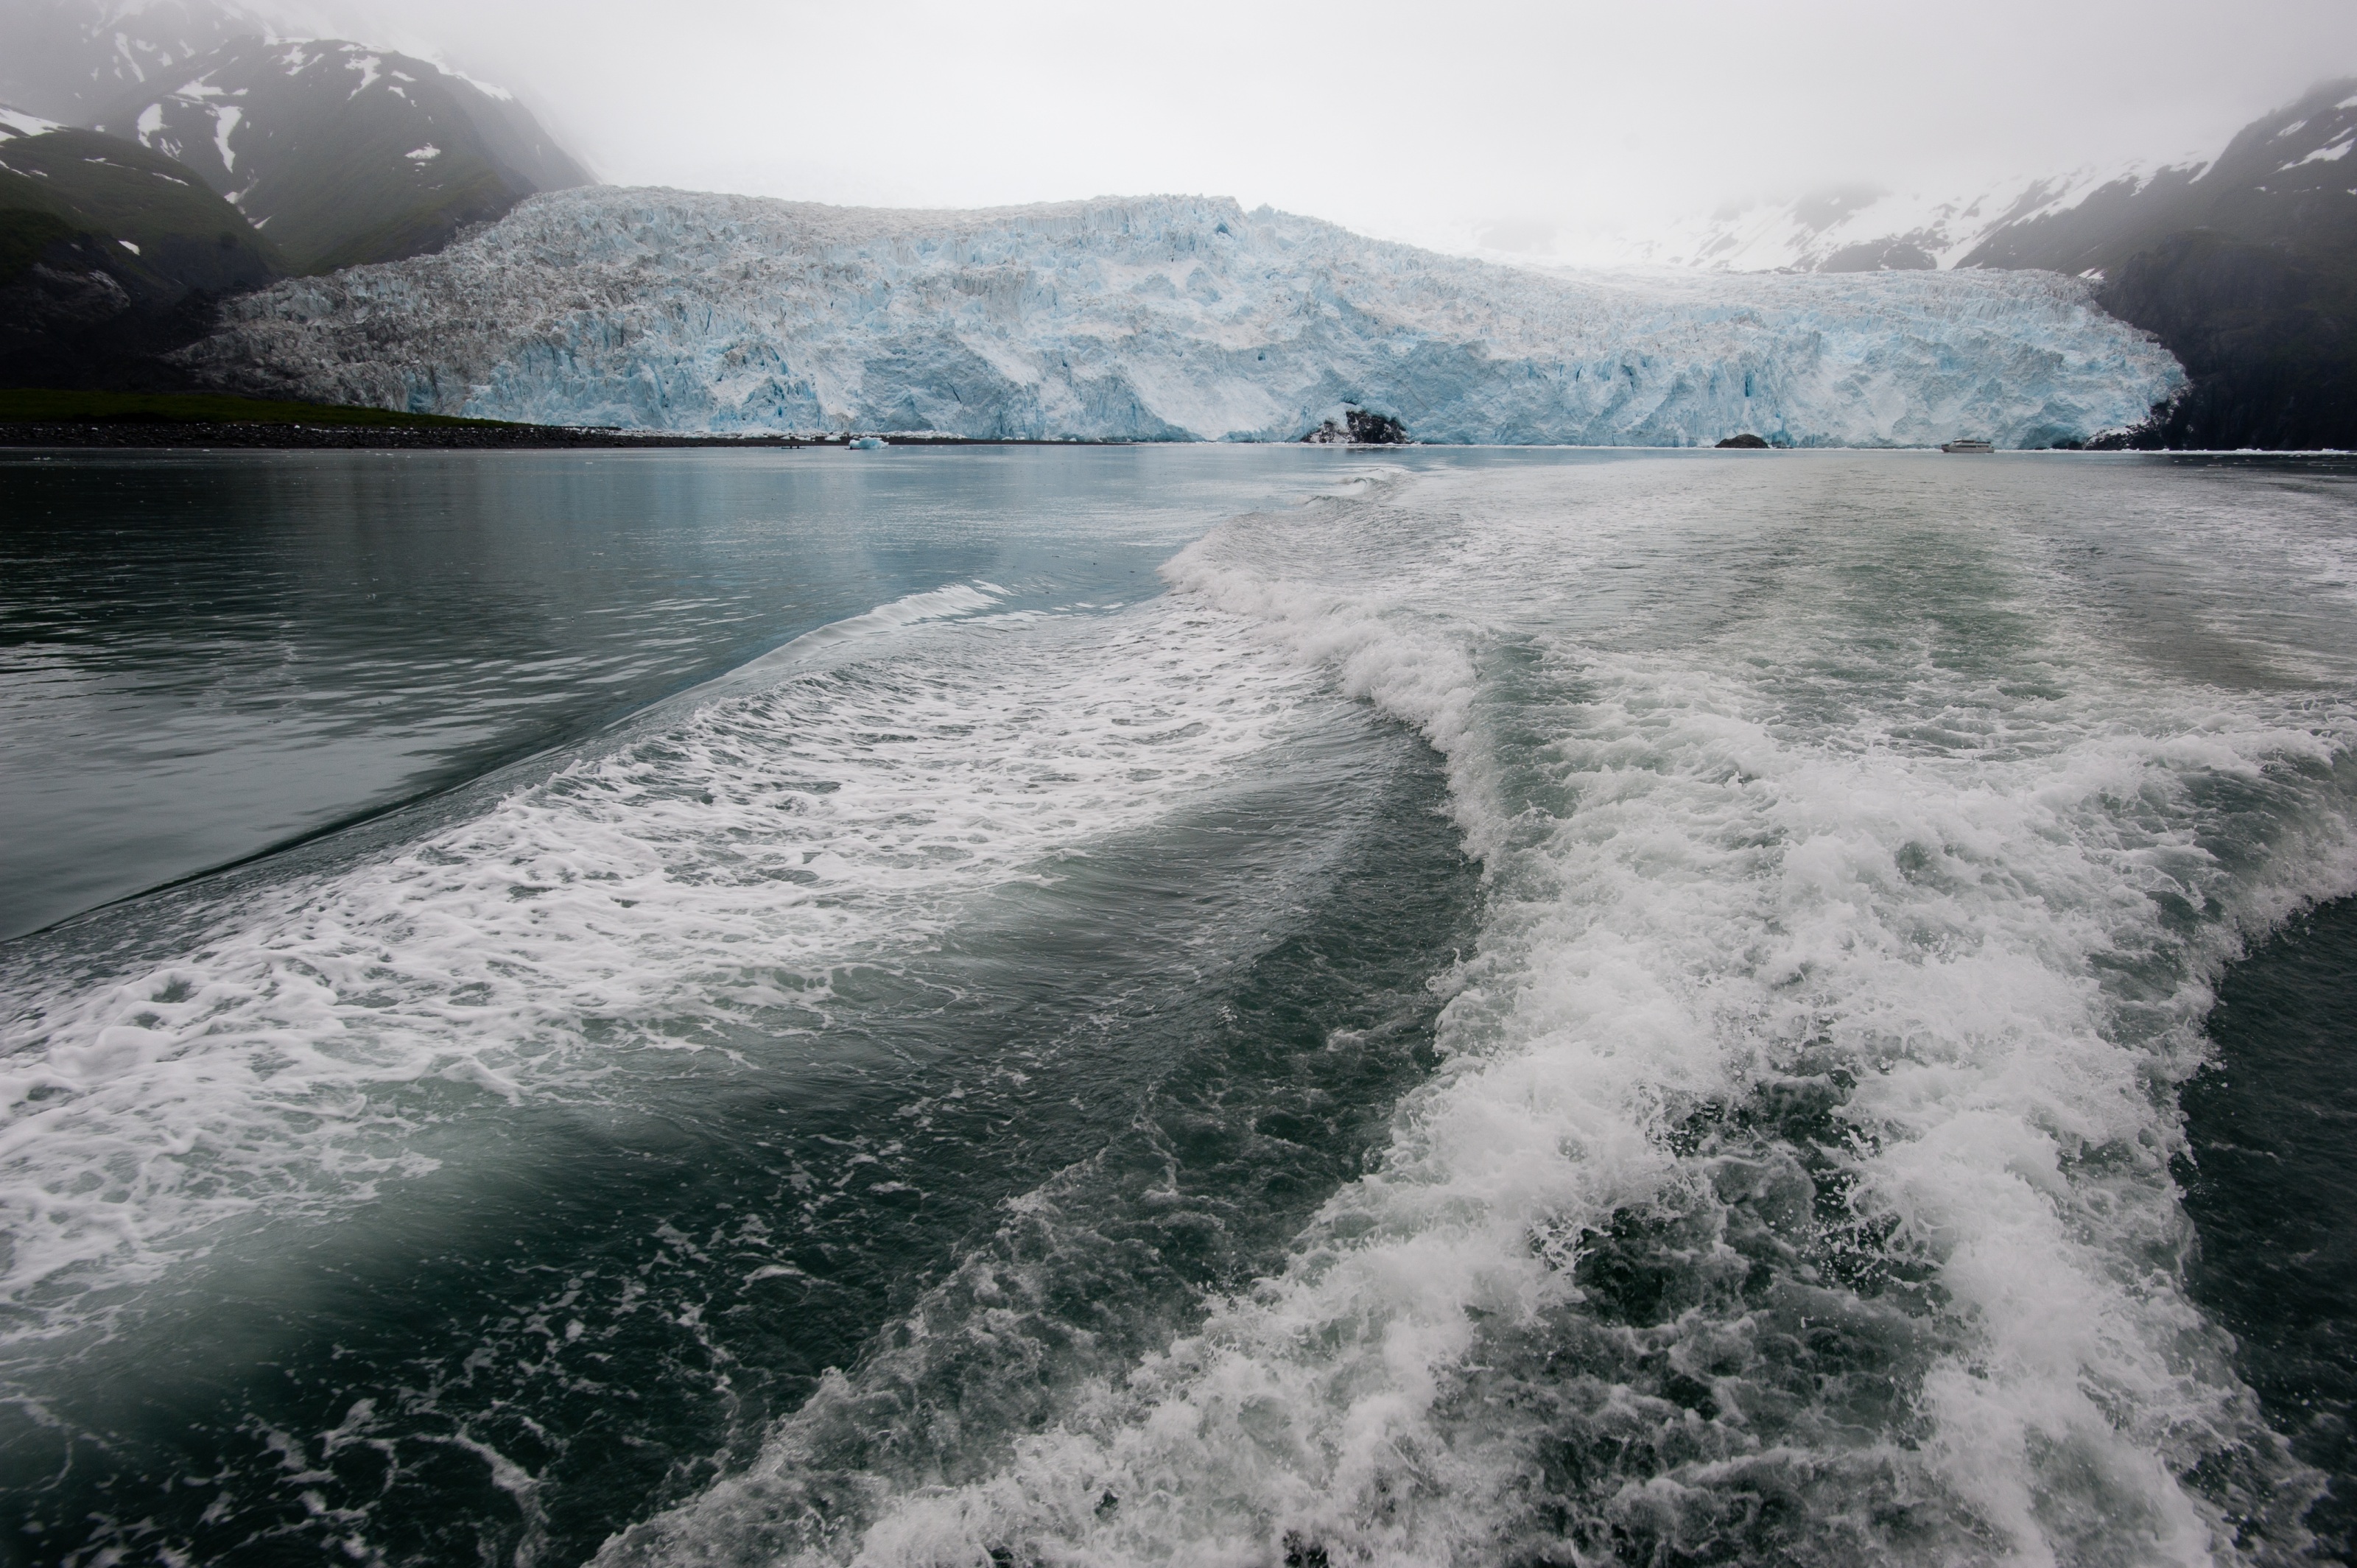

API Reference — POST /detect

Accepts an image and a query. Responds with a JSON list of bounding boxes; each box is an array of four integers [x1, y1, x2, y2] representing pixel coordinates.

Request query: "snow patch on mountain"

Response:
[[96, 29, 591, 270], [182, 189, 2180, 448], [2288, 138, 2353, 169], [0, 106, 65, 140]]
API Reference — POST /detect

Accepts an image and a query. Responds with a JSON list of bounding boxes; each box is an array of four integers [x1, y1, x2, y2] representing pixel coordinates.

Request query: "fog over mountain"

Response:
[[265, 0, 2356, 263], [11, 0, 2351, 267]]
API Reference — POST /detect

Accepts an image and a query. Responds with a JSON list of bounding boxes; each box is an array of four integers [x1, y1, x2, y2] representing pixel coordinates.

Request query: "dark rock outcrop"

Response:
[[1304, 407, 1410, 444], [2090, 231, 2357, 449], [1715, 432, 1772, 449]]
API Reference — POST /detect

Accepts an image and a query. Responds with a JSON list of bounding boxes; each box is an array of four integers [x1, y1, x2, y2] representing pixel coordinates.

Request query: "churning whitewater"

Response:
[[4, 451, 2355, 1567], [602, 457, 2357, 1568]]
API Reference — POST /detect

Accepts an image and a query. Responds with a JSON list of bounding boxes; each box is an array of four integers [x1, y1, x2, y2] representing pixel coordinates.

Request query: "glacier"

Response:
[[180, 189, 2182, 446]]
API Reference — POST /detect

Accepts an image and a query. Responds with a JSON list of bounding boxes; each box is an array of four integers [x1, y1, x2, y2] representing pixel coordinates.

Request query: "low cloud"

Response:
[[292, 0, 2357, 259]]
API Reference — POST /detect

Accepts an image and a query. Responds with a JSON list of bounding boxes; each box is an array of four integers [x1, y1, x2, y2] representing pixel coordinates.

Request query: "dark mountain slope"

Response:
[[1959, 78, 2357, 449], [2093, 231, 2357, 449], [0, 108, 279, 386], [1959, 80, 2357, 276], [97, 35, 595, 273]]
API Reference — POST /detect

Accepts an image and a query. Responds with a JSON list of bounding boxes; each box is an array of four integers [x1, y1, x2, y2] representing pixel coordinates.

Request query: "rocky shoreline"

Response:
[[0, 423, 1137, 450]]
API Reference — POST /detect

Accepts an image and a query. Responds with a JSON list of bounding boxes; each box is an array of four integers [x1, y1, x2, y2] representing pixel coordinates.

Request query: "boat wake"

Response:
[[605, 457, 2357, 1567], [7, 454, 2356, 1567]]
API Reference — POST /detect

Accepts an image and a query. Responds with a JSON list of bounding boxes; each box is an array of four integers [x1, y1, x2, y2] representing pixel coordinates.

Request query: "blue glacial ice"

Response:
[[183, 190, 2182, 446]]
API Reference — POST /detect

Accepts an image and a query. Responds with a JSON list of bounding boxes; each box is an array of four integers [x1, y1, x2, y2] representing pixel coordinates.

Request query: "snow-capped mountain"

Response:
[[1637, 78, 2357, 281], [2043, 79, 2357, 450], [1957, 79, 2357, 275], [0, 102, 275, 292], [180, 190, 2179, 448], [1588, 77, 2357, 449], [95, 34, 593, 271], [1624, 160, 2207, 275], [0, 0, 593, 274]]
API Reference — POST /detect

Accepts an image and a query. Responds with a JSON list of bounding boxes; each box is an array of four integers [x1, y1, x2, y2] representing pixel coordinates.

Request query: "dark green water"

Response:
[[4, 449, 2356, 1568], [2185, 896, 2357, 1558], [0, 446, 1473, 1565]]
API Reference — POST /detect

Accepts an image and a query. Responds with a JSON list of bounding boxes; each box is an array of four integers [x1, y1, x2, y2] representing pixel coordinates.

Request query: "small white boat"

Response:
[[1940, 438, 1995, 454]]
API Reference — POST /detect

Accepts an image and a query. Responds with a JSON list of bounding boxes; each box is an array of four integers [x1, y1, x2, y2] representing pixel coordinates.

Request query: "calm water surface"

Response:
[[0, 447, 1313, 938], [0, 448, 2353, 1568]]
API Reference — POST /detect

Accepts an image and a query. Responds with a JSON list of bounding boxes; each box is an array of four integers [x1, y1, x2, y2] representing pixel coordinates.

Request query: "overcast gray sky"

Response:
[[295, 0, 2357, 259]]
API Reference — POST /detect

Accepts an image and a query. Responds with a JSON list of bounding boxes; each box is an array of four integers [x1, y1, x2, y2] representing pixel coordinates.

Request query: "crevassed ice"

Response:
[[181, 191, 2181, 447]]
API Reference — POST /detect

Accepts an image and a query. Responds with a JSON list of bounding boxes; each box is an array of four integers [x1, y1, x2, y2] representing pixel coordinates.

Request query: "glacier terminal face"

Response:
[[180, 189, 2182, 446]]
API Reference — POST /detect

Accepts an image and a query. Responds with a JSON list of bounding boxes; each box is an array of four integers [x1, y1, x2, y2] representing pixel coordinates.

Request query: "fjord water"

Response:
[[1, 449, 2354, 1568], [0, 449, 1323, 940]]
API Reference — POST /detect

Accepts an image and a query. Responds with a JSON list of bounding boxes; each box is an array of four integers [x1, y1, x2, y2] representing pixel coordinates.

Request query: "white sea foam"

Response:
[[754, 580, 1009, 661], [606, 460, 2357, 1566], [0, 586, 1329, 1350]]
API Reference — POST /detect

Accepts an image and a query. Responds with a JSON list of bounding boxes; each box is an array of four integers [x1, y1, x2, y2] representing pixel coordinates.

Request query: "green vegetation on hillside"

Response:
[[0, 208, 79, 286], [0, 387, 521, 427], [0, 127, 278, 291]]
